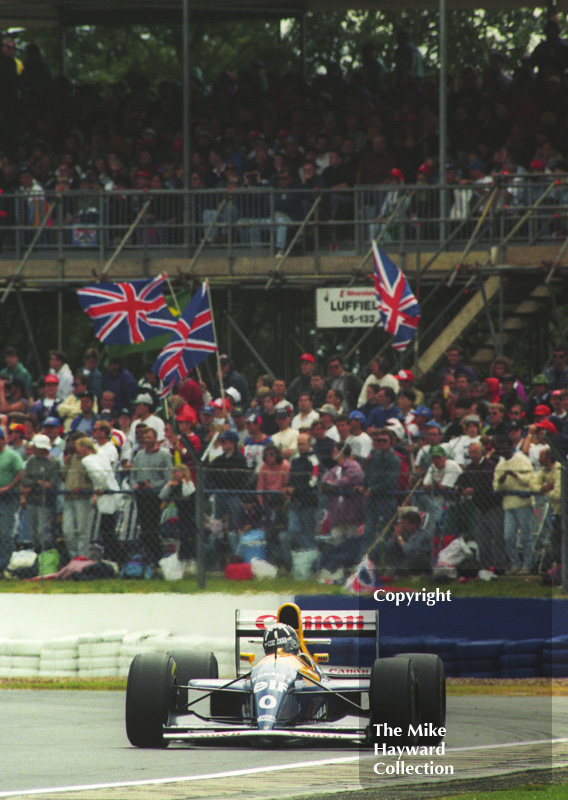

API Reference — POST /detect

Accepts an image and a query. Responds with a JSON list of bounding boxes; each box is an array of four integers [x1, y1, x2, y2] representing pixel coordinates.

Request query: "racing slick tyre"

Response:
[[168, 650, 218, 708], [396, 653, 446, 743], [369, 657, 419, 747], [125, 652, 176, 748]]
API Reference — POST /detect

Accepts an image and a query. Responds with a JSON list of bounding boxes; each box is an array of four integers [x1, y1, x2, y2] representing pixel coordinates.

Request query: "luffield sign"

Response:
[[316, 287, 380, 328]]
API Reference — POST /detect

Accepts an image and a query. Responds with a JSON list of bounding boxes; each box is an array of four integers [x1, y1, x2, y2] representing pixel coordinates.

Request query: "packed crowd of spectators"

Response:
[[0, 341, 565, 583], [2, 23, 568, 249]]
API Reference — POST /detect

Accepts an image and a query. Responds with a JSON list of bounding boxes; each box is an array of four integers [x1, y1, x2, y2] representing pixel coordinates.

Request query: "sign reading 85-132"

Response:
[[316, 287, 381, 329]]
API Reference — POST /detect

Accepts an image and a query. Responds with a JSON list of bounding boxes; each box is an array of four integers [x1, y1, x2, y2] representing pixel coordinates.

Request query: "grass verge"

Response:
[[0, 574, 562, 597], [1, 677, 566, 695], [425, 785, 564, 800]]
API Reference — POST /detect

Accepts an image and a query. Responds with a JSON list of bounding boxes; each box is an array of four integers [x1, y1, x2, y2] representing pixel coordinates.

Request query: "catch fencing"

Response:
[[3, 457, 563, 582]]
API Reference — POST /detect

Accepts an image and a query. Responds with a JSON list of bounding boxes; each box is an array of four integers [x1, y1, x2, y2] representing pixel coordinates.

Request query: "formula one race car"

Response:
[[125, 602, 446, 748]]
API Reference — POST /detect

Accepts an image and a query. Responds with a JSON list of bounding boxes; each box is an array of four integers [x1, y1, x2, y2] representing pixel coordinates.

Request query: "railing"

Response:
[[2, 178, 567, 261]]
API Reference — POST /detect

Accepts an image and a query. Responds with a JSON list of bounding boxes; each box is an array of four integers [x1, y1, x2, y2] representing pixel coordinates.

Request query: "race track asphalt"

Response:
[[0, 690, 566, 800]]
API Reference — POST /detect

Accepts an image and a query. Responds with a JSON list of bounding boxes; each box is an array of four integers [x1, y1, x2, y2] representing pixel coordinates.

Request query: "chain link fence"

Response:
[[2, 454, 564, 584]]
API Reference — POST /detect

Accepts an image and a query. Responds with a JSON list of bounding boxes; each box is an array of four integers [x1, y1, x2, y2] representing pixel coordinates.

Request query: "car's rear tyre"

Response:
[[396, 653, 446, 743], [369, 657, 419, 747], [168, 650, 218, 708], [125, 652, 176, 748]]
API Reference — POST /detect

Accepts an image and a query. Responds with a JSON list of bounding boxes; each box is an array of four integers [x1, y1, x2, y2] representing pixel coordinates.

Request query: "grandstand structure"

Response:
[[0, 0, 566, 384]]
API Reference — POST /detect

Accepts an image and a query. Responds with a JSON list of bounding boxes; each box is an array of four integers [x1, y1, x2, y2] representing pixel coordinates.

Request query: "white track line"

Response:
[[1, 739, 567, 798]]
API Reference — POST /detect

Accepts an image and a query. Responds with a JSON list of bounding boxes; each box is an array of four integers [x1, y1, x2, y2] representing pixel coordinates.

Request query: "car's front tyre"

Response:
[[125, 652, 177, 747]]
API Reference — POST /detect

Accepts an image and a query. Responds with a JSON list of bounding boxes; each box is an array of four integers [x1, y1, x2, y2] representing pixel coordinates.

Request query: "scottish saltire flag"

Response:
[[77, 275, 176, 345], [372, 242, 420, 351], [153, 282, 217, 396]]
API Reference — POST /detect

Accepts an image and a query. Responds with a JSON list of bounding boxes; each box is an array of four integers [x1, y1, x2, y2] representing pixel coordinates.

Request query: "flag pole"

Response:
[[163, 272, 205, 391], [206, 280, 225, 401]]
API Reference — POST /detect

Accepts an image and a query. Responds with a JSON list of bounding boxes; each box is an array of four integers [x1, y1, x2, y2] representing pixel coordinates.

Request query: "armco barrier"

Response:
[[294, 595, 568, 678]]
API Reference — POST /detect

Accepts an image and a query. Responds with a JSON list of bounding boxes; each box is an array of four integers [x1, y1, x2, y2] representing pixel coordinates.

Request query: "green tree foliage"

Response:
[[9, 8, 545, 87]]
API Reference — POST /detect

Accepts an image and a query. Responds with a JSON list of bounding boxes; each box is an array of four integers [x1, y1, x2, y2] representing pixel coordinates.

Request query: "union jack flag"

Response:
[[372, 242, 420, 351], [77, 275, 176, 345], [153, 282, 217, 396]]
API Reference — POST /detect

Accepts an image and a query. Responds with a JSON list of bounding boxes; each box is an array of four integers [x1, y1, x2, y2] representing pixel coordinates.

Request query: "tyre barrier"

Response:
[[0, 632, 235, 678]]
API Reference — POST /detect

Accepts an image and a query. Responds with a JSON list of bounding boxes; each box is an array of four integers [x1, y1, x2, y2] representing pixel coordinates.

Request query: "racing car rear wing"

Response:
[[235, 604, 378, 676]]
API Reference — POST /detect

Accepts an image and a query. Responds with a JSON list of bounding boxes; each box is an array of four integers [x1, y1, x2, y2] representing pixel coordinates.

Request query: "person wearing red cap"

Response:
[[396, 368, 425, 406], [31, 374, 60, 424], [287, 353, 316, 409], [521, 414, 557, 471], [172, 405, 201, 478], [7, 423, 27, 460]]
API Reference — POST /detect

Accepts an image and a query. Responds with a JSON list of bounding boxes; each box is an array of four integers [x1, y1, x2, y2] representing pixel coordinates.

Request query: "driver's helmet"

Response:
[[263, 624, 300, 655]]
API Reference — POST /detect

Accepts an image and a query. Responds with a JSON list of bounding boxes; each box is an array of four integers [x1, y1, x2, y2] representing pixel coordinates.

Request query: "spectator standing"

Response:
[[287, 353, 316, 409], [346, 410, 373, 462], [309, 368, 328, 410], [57, 374, 98, 432], [532, 447, 562, 566], [310, 419, 336, 472], [69, 392, 97, 436], [271, 406, 299, 460], [357, 357, 399, 407], [159, 465, 197, 566], [320, 442, 365, 545], [0, 427, 24, 572], [526, 374, 551, 422], [131, 428, 172, 566], [284, 432, 320, 552], [20, 434, 60, 553], [291, 392, 320, 431], [177, 372, 205, 414], [422, 445, 463, 534], [48, 350, 74, 401], [91, 420, 119, 469], [30, 375, 60, 425], [544, 346, 568, 391], [128, 393, 165, 444], [394, 28, 425, 80], [243, 413, 272, 473], [493, 436, 535, 573], [0, 347, 33, 396], [7, 423, 28, 461], [212, 355, 251, 410], [207, 429, 249, 529], [437, 345, 477, 384], [326, 355, 362, 412], [61, 432, 93, 558], [257, 443, 290, 501], [362, 428, 401, 551], [0, 377, 29, 415], [367, 386, 404, 431], [81, 347, 103, 400], [456, 441, 506, 573], [102, 358, 138, 414], [79, 438, 122, 564]]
